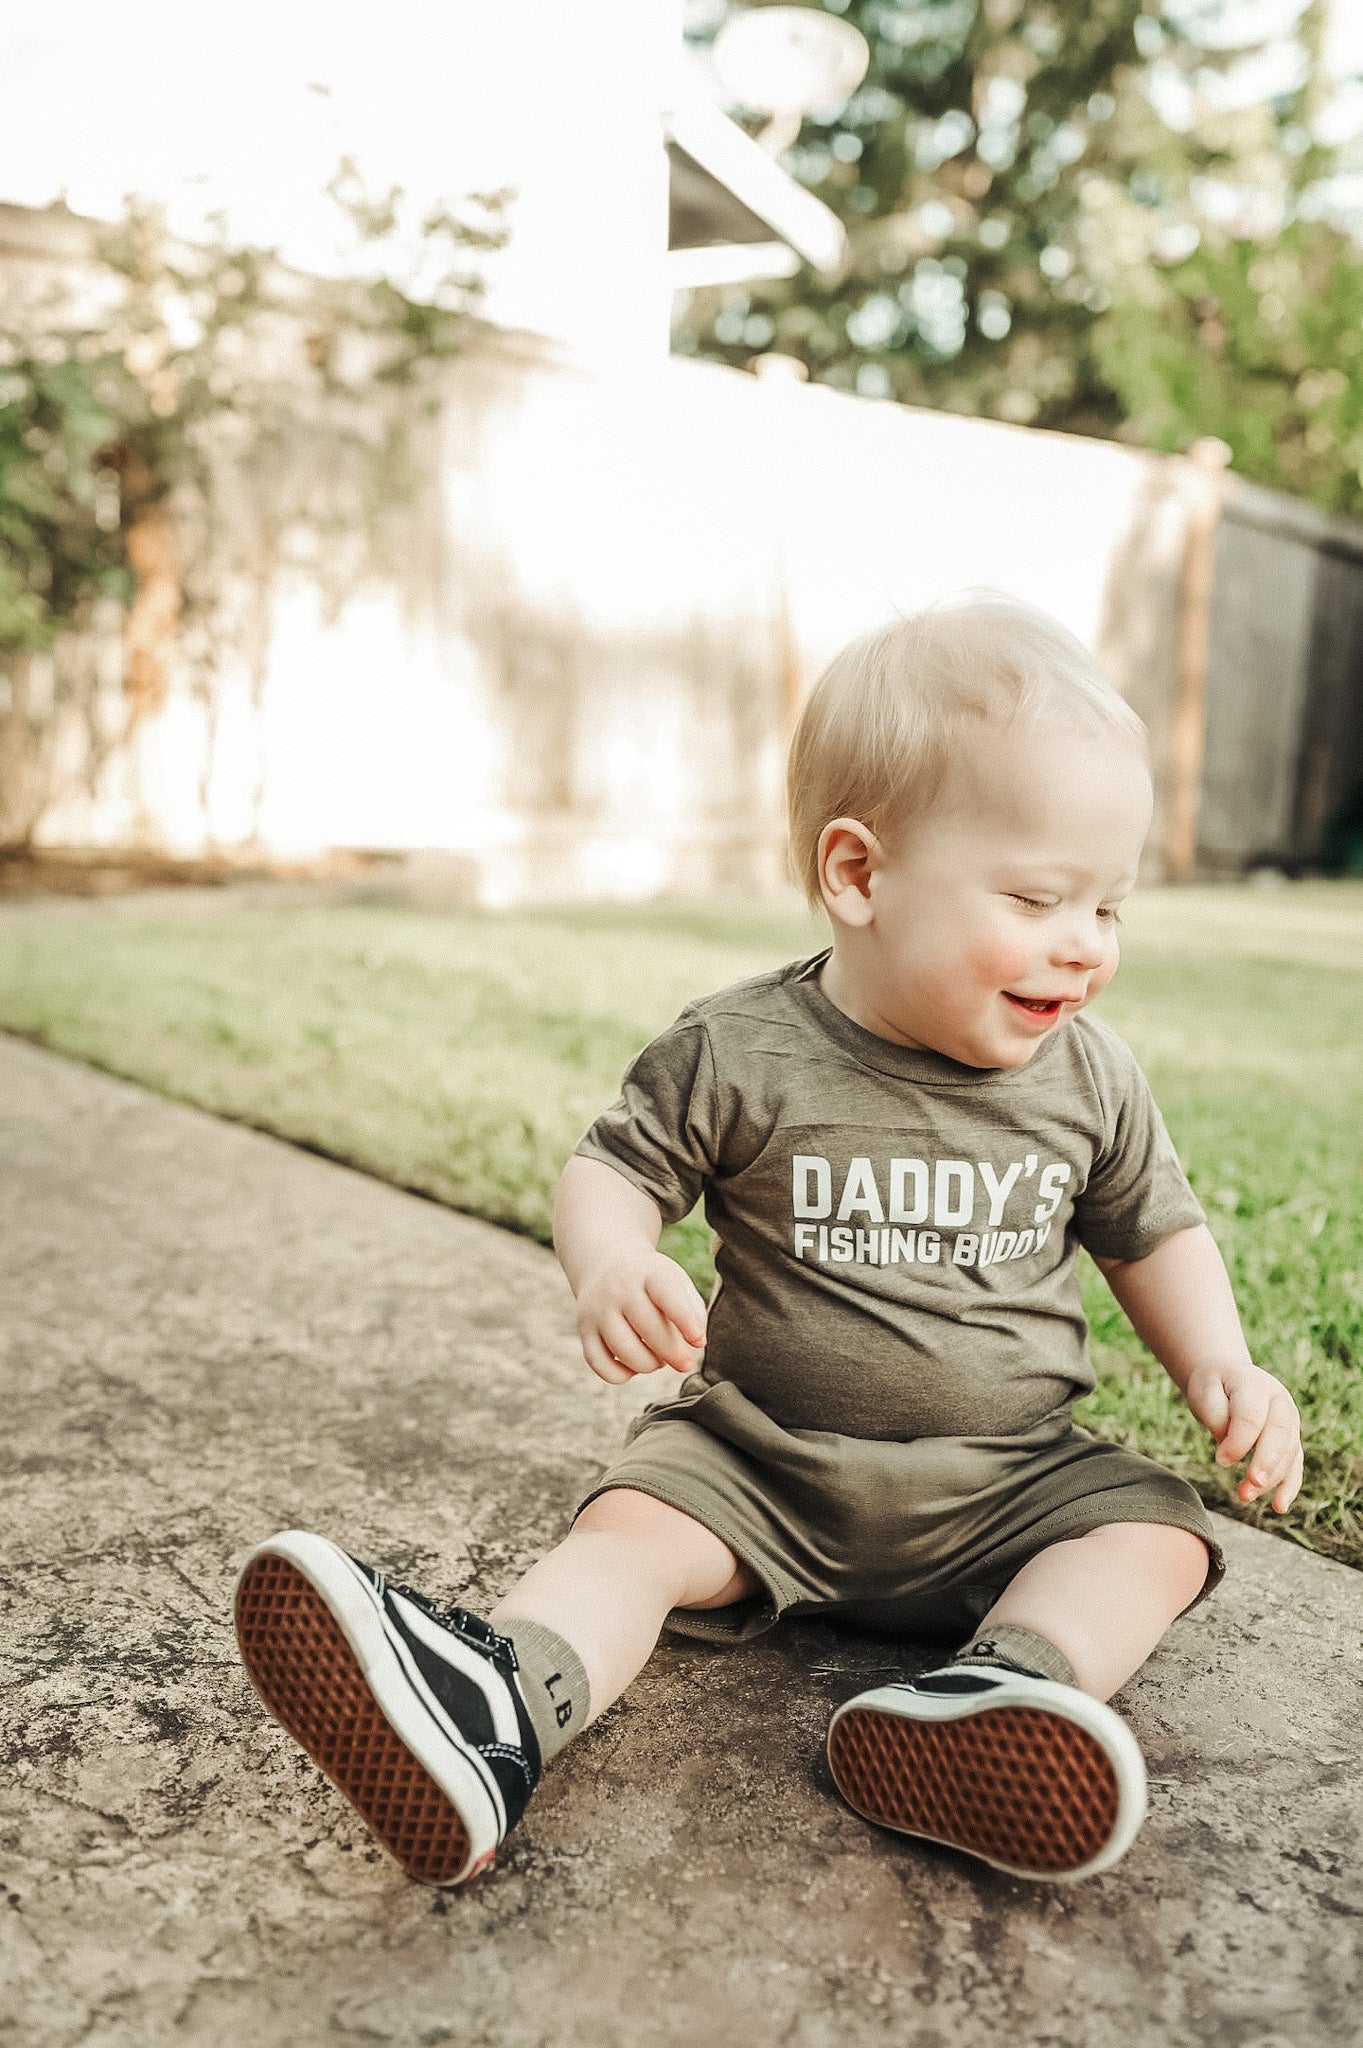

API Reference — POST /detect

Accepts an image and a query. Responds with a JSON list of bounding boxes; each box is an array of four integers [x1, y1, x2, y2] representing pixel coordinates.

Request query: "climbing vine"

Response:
[[0, 166, 507, 843]]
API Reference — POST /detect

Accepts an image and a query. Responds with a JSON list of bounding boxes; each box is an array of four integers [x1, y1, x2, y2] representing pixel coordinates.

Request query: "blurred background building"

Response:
[[1, 0, 1361, 896]]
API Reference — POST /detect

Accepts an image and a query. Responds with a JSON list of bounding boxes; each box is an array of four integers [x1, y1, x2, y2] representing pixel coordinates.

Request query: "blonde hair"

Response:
[[786, 590, 1147, 906]]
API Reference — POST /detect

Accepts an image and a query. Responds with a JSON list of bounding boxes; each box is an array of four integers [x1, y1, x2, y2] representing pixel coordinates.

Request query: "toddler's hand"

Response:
[[574, 1250, 708, 1386], [1184, 1359, 1302, 1512]]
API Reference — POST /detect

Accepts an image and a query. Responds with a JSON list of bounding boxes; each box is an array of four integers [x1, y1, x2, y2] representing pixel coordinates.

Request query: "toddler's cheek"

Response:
[[966, 938, 1036, 991]]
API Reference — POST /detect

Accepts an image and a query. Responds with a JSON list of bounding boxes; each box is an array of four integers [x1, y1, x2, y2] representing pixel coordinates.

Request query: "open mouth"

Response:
[[1003, 993, 1066, 1021]]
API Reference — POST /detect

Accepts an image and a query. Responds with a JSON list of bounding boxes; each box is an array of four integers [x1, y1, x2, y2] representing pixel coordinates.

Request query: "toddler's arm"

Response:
[[1094, 1223, 1302, 1512], [554, 1155, 709, 1386]]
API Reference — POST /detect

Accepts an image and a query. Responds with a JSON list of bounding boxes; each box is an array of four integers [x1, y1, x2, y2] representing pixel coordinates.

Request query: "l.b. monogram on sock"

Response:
[[498, 1617, 591, 1761], [543, 1668, 574, 1730]]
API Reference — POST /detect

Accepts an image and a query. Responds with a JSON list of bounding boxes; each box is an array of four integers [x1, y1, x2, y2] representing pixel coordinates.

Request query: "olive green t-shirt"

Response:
[[575, 952, 1204, 1442]]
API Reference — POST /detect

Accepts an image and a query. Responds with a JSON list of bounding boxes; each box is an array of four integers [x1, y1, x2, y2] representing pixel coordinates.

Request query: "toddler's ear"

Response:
[[819, 817, 879, 925]]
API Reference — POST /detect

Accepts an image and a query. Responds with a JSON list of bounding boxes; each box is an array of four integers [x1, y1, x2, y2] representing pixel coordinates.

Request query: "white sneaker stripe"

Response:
[[319, 1551, 511, 1836], [387, 1593, 524, 1750], [369, 1604, 509, 1834]]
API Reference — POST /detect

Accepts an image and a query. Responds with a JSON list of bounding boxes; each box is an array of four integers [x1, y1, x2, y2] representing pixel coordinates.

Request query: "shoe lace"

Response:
[[387, 1579, 521, 1676]]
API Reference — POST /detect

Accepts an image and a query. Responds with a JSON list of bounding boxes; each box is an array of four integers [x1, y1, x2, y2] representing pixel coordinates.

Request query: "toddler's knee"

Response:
[[574, 1488, 689, 1542], [1097, 1519, 1209, 1605], [1157, 1524, 1213, 1605], [572, 1488, 745, 1606]]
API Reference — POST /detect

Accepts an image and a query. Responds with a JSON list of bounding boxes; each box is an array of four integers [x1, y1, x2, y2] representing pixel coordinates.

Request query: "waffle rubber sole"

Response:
[[235, 1540, 498, 1886], [827, 1675, 1145, 1882]]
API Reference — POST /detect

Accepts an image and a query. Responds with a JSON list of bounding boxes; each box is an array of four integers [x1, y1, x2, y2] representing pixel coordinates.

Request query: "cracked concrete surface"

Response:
[[2, 1031, 1361, 2048]]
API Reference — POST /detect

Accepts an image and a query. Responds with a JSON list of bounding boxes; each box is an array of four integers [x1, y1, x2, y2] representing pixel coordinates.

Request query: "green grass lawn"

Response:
[[1, 881, 1360, 1567]]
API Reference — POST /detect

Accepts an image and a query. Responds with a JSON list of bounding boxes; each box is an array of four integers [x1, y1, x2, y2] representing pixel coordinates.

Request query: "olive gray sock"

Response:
[[499, 1617, 591, 1763], [953, 1622, 1077, 1689]]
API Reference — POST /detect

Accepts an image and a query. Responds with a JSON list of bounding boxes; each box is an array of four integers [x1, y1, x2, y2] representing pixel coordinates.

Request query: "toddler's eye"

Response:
[[1097, 906, 1123, 924], [1008, 894, 1051, 912]]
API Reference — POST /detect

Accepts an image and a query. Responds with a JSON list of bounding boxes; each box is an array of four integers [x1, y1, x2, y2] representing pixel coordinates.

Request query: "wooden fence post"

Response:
[[1165, 436, 1231, 882]]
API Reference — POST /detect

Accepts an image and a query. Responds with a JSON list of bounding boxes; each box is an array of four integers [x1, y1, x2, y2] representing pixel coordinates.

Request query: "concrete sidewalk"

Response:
[[2, 1033, 1360, 2048]]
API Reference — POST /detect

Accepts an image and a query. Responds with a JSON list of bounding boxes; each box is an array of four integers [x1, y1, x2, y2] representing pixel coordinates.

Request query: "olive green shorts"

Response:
[[580, 1377, 1225, 1645]]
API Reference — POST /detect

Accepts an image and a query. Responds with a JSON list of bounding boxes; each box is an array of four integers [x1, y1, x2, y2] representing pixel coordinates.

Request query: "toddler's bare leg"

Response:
[[977, 1521, 1211, 1700], [491, 1489, 756, 1722]]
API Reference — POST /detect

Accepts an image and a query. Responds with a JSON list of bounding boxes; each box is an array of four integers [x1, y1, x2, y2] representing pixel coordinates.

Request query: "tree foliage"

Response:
[[1095, 219, 1363, 519], [0, 349, 128, 656], [676, 0, 1360, 513]]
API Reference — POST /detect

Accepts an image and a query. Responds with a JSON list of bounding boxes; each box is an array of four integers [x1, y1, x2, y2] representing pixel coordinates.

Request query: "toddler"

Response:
[[235, 593, 1301, 1886]]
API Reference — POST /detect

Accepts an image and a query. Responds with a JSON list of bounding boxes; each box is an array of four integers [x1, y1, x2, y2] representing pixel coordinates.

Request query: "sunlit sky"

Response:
[[0, 1, 1359, 334], [2, 3, 534, 261], [0, 1, 676, 351]]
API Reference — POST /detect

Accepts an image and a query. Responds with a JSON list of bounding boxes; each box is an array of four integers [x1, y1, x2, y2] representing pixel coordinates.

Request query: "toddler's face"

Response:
[[823, 715, 1153, 1069]]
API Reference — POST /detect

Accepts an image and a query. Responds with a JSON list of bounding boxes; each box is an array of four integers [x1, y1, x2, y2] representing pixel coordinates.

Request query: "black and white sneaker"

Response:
[[827, 1663, 1147, 1882], [234, 1529, 541, 1886]]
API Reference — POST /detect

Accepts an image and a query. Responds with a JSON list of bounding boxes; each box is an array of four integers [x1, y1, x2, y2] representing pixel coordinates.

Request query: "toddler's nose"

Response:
[[1052, 916, 1109, 972]]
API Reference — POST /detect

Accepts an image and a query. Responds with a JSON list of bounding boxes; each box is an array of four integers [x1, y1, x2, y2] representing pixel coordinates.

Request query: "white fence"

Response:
[[11, 276, 1353, 897]]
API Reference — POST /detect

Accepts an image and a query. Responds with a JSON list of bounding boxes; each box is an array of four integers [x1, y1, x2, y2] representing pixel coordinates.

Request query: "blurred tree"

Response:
[[1095, 218, 1363, 518], [675, 0, 1360, 508]]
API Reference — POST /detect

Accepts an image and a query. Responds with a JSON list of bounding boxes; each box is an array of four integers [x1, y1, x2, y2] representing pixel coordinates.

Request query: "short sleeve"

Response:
[[573, 1007, 720, 1225], [1074, 1043, 1205, 1263]]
